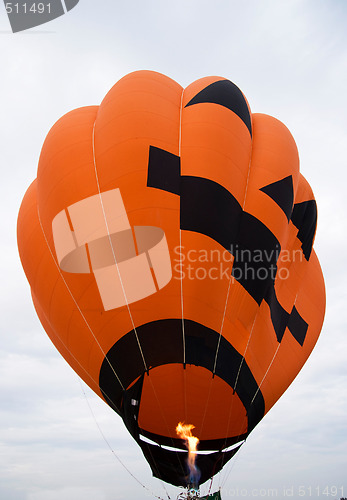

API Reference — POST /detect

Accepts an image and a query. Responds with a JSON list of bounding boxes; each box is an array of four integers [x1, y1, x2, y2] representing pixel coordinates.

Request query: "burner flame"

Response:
[[176, 422, 201, 487]]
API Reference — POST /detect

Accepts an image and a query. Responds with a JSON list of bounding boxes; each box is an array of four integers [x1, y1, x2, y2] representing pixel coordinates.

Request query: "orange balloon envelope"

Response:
[[17, 70, 325, 487]]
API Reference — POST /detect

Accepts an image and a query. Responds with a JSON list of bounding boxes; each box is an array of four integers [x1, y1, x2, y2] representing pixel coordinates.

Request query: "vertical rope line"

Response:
[[207, 121, 255, 487], [248, 293, 301, 408], [91, 123, 148, 373], [37, 209, 125, 391], [31, 264, 123, 406], [209, 302, 257, 488], [199, 115, 255, 453], [216, 311, 262, 486], [178, 89, 186, 366], [218, 127, 269, 468], [198, 374, 213, 436], [212, 273, 232, 375], [233, 314, 257, 391], [251, 344, 280, 404]]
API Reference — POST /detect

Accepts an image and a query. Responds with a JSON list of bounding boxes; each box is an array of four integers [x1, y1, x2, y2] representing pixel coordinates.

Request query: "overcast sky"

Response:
[[1, 1, 346, 499]]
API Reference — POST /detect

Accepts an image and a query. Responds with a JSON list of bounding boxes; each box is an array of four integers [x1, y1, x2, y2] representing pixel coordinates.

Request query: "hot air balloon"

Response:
[[17, 70, 325, 496]]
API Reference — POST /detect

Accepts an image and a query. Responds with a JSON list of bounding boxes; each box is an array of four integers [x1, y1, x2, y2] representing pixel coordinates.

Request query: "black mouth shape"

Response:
[[99, 318, 265, 486]]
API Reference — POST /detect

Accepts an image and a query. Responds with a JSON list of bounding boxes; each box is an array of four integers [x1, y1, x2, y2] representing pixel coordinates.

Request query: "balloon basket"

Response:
[[176, 486, 200, 499], [177, 487, 221, 500]]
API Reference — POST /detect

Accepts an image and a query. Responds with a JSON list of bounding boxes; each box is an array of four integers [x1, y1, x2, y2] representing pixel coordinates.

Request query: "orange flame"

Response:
[[176, 422, 200, 485]]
